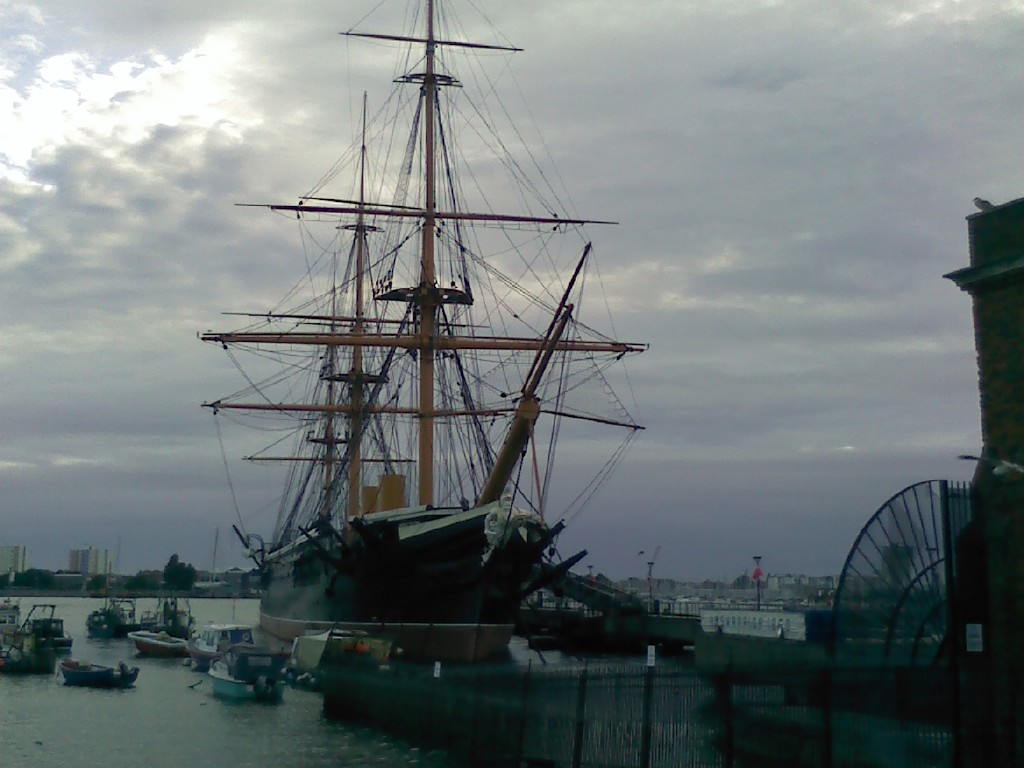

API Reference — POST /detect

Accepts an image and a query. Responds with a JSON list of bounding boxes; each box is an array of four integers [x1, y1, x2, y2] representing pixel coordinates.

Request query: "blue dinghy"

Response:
[[60, 659, 139, 689]]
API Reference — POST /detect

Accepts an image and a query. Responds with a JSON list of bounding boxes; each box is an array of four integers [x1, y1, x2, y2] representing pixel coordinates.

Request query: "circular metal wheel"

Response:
[[832, 480, 972, 664]]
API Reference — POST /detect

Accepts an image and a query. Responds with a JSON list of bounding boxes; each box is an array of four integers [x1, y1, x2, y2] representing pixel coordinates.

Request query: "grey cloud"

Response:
[[1, 0, 1012, 580]]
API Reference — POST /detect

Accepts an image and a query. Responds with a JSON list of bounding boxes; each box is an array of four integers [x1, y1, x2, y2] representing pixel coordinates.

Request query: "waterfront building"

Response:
[[68, 547, 111, 578], [946, 193, 1024, 765], [0, 544, 28, 577]]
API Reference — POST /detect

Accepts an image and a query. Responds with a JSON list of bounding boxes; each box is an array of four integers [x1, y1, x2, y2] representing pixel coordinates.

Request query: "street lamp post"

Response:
[[638, 547, 661, 611]]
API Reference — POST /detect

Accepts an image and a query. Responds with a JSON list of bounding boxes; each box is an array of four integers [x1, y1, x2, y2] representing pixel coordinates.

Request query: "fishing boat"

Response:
[[139, 596, 195, 639], [202, 0, 645, 663], [128, 630, 190, 658], [188, 623, 255, 672], [0, 614, 58, 674], [0, 600, 20, 640], [86, 597, 142, 639], [208, 644, 286, 702], [60, 659, 139, 689], [21, 604, 72, 653]]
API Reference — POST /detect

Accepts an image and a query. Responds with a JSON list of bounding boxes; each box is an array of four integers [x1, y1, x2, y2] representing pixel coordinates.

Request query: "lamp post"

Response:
[[753, 555, 763, 611], [638, 547, 660, 611]]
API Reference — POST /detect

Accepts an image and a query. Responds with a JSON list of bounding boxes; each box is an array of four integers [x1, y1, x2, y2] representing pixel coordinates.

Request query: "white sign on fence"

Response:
[[965, 623, 983, 653]]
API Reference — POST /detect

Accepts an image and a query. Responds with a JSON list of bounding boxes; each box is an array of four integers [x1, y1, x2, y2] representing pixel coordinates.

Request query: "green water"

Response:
[[0, 597, 455, 768]]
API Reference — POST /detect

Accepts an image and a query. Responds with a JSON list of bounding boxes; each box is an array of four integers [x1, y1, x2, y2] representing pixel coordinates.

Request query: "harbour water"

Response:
[[0, 597, 458, 768]]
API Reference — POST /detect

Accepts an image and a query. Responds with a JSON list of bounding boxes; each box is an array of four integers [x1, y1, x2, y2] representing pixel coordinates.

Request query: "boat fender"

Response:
[[8, 647, 22, 662]]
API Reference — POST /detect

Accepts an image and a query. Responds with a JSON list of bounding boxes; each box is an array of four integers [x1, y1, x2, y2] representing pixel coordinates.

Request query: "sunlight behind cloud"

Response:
[[0, 29, 260, 185]]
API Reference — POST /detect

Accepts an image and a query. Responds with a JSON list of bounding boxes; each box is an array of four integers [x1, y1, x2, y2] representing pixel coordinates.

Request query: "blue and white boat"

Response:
[[187, 623, 254, 672], [208, 644, 286, 702]]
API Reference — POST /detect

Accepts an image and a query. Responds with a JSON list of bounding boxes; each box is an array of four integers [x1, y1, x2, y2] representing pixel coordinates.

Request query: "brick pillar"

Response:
[[946, 196, 1024, 765]]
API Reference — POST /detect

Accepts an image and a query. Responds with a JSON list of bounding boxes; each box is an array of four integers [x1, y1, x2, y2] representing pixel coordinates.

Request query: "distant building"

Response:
[[68, 547, 111, 577], [0, 545, 28, 576]]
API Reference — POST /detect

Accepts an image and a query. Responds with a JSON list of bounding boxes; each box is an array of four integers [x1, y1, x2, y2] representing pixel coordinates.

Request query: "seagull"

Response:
[[959, 454, 1024, 475], [973, 197, 995, 211]]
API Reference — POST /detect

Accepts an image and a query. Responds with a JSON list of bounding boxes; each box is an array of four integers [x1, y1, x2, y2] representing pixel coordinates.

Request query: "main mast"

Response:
[[418, 0, 439, 506]]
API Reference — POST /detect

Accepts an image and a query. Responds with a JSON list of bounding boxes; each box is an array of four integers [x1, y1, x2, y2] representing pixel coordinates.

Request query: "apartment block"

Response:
[[0, 545, 28, 575], [68, 547, 111, 577]]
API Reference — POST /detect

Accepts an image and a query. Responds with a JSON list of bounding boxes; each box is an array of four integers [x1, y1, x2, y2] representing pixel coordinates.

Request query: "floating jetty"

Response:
[[518, 570, 702, 654]]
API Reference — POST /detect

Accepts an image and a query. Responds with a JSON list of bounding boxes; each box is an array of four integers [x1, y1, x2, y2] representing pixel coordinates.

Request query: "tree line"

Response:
[[0, 554, 199, 592]]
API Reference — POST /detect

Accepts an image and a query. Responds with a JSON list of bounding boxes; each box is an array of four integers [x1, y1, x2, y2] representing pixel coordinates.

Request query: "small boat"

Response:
[[60, 659, 139, 689], [86, 597, 142, 639], [187, 623, 254, 672], [127, 630, 190, 657], [209, 644, 286, 702], [291, 628, 392, 675]]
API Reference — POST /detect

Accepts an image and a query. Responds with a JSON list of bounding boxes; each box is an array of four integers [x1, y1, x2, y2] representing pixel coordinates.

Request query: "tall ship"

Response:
[[202, 0, 646, 662]]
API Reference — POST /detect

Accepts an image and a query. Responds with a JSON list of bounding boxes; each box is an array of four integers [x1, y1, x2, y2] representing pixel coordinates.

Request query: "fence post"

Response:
[[468, 666, 482, 764], [718, 663, 734, 768], [640, 664, 655, 768], [821, 667, 833, 768], [515, 661, 532, 767], [571, 665, 588, 768]]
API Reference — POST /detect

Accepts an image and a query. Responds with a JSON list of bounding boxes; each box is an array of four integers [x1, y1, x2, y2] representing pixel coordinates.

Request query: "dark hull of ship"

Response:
[[259, 505, 549, 662]]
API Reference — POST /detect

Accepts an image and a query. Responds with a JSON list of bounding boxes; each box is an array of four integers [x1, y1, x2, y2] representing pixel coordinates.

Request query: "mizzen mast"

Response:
[[347, 94, 372, 520]]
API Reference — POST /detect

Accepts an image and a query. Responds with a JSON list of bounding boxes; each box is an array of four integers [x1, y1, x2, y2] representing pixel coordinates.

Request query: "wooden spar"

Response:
[[248, 202, 618, 227], [201, 331, 644, 355], [477, 306, 574, 506], [476, 245, 592, 506], [204, 401, 644, 430], [246, 456, 413, 463], [419, 0, 438, 507], [342, 31, 522, 53], [208, 403, 512, 416], [524, 244, 590, 389], [219, 312, 407, 325]]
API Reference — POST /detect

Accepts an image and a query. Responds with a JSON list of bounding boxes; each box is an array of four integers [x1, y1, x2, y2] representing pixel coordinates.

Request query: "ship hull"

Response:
[[258, 501, 549, 662]]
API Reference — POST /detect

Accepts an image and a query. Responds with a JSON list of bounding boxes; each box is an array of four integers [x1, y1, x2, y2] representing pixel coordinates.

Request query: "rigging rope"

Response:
[[213, 414, 249, 535]]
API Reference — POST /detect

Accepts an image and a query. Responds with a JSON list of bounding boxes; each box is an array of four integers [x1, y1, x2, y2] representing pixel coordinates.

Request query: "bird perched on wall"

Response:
[[974, 197, 995, 211]]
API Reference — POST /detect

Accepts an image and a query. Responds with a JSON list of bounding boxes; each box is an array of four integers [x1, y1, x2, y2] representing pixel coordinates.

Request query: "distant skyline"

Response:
[[4, 0, 1021, 580]]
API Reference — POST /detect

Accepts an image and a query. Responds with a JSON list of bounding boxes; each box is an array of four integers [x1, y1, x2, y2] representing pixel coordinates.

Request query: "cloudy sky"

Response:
[[3, 0, 1021, 581]]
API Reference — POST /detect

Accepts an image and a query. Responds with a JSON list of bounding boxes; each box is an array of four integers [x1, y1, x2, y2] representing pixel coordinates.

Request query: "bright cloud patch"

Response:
[[0, 29, 259, 186]]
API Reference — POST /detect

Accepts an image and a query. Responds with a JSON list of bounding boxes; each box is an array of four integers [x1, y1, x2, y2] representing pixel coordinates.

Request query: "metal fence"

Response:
[[320, 659, 965, 768]]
